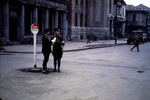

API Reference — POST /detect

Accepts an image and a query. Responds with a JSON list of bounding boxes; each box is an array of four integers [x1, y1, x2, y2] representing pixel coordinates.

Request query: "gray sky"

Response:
[[124, 0, 150, 7]]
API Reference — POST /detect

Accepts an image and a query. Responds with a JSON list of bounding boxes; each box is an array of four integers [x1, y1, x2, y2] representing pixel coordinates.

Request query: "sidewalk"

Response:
[[64, 39, 127, 52], [0, 39, 127, 53]]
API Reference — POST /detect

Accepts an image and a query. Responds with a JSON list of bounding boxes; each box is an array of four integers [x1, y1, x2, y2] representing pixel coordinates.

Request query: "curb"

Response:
[[0, 43, 126, 54], [64, 43, 126, 52]]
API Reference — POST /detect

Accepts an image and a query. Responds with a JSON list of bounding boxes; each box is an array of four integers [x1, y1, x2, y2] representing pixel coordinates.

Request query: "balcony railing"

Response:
[[130, 21, 138, 25], [130, 21, 146, 26]]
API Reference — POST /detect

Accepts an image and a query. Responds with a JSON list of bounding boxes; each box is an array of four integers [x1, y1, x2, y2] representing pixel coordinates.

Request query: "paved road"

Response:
[[0, 42, 150, 100]]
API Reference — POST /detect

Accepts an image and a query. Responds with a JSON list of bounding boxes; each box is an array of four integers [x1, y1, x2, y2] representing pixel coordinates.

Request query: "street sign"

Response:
[[31, 24, 39, 34], [30, 24, 41, 72]]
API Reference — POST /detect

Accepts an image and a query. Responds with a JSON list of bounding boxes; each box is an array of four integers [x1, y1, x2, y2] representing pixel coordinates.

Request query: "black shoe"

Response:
[[131, 49, 132, 51], [45, 69, 49, 72], [43, 70, 49, 74], [53, 69, 57, 72], [137, 50, 140, 52], [58, 69, 61, 73]]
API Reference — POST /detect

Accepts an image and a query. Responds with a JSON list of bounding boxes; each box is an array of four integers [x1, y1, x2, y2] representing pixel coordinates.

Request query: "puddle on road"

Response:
[[137, 71, 145, 73]]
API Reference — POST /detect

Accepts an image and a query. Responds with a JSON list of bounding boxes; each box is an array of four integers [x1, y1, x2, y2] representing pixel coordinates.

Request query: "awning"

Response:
[[117, 18, 126, 23]]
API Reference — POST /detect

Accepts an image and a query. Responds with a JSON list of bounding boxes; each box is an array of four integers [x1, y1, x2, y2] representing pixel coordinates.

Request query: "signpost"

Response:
[[30, 24, 41, 72]]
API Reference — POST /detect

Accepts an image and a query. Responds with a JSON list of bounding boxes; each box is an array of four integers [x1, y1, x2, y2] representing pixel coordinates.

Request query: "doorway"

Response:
[[110, 20, 112, 39], [9, 17, 18, 41]]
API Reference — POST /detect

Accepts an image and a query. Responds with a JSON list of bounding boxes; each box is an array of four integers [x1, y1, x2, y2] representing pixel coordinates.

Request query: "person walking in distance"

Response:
[[51, 28, 65, 72], [131, 33, 140, 52], [42, 28, 51, 74], [86, 33, 91, 44]]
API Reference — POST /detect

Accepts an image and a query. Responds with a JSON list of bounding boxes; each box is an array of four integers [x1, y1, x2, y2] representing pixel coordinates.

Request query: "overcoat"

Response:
[[51, 35, 65, 60], [42, 35, 51, 54]]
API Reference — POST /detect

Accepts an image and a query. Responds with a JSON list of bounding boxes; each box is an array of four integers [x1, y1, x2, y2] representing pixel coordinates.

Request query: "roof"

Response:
[[136, 4, 150, 11], [114, 0, 126, 5], [122, 0, 126, 5], [126, 4, 150, 12]]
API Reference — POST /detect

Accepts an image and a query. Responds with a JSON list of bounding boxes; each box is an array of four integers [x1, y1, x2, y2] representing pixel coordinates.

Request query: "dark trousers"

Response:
[[87, 39, 90, 44], [54, 58, 61, 70], [43, 53, 50, 70], [131, 44, 139, 50]]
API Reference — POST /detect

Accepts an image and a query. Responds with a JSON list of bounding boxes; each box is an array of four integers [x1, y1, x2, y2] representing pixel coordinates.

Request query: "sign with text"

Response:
[[31, 24, 39, 34], [31, 24, 39, 68]]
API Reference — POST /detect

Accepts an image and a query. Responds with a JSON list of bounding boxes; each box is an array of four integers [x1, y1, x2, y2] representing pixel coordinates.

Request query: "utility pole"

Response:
[[146, 18, 148, 34], [114, 0, 118, 44]]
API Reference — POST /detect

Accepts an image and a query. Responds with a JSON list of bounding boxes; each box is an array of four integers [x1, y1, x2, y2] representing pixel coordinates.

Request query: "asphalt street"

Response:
[[0, 42, 150, 100]]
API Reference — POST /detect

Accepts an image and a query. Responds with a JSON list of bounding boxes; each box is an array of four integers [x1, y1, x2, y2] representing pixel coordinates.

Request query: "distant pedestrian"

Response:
[[131, 33, 140, 52], [51, 28, 65, 72], [86, 33, 91, 44], [42, 28, 52, 74]]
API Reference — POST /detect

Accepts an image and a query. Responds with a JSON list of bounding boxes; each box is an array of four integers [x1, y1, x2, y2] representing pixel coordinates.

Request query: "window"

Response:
[[109, 0, 111, 14], [80, 14, 83, 27], [86, 0, 88, 6], [117, 7, 121, 15], [133, 14, 136, 21], [95, 0, 101, 22], [86, 0, 88, 14], [85, 15, 87, 27], [75, 13, 78, 26], [25, 5, 31, 33], [123, 8, 124, 17], [76, 0, 78, 4], [38, 7, 42, 33], [49, 10, 52, 33], [58, 12, 61, 31], [81, 0, 83, 4]]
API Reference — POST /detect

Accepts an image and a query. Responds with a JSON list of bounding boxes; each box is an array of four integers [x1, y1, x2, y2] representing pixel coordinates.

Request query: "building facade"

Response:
[[0, 0, 3, 38], [67, 0, 126, 40], [126, 4, 150, 35], [0, 0, 68, 43], [114, 0, 126, 39]]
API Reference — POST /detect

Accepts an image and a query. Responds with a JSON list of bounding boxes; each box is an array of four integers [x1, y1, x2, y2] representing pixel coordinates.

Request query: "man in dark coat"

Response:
[[131, 33, 140, 52], [42, 28, 51, 74], [51, 28, 65, 72], [86, 33, 91, 44]]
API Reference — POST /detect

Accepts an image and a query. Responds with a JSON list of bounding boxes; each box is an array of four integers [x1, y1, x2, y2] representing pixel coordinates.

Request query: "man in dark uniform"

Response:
[[42, 28, 51, 74], [51, 28, 65, 72]]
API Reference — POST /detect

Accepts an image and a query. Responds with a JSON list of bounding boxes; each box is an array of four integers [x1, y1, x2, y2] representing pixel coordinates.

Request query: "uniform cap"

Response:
[[44, 28, 50, 33], [54, 28, 60, 32]]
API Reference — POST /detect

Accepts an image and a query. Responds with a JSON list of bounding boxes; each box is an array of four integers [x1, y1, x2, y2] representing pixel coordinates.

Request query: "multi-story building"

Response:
[[114, 0, 126, 39], [126, 4, 150, 35], [0, 0, 68, 44], [67, 0, 126, 40]]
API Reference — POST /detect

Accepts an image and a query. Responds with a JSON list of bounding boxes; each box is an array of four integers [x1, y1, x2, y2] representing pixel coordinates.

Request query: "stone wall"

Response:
[[68, 26, 109, 40]]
